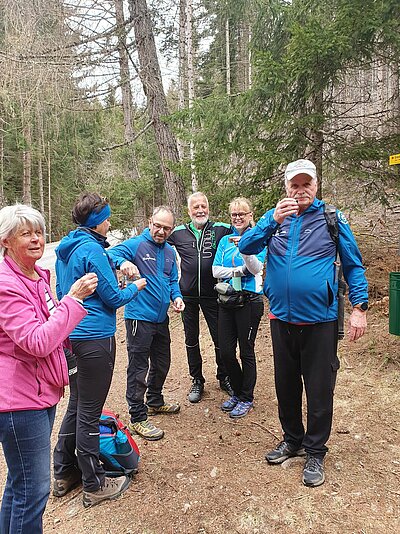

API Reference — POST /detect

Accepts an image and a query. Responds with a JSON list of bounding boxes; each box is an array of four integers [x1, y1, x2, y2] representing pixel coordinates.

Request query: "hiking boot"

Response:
[[219, 377, 234, 397], [147, 402, 180, 416], [188, 379, 204, 403], [82, 475, 130, 508], [53, 468, 81, 497], [229, 400, 253, 419], [303, 455, 325, 487], [265, 440, 306, 464], [128, 418, 164, 441], [221, 395, 239, 412]]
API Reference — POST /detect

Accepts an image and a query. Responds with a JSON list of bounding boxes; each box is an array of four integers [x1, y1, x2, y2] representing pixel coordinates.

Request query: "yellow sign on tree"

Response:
[[389, 154, 400, 165]]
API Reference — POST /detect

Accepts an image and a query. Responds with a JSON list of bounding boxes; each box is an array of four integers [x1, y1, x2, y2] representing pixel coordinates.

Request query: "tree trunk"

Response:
[[186, 0, 197, 191], [237, 21, 250, 92], [36, 103, 45, 214], [248, 27, 252, 89], [177, 0, 187, 161], [47, 141, 52, 241], [128, 0, 186, 217], [178, 0, 187, 112], [308, 90, 324, 198], [114, 0, 141, 183], [22, 124, 32, 206], [225, 18, 231, 95], [114, 0, 146, 230]]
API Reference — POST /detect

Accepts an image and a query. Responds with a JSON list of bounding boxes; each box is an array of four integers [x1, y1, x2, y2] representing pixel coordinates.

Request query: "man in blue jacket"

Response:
[[109, 206, 184, 441], [239, 159, 368, 487]]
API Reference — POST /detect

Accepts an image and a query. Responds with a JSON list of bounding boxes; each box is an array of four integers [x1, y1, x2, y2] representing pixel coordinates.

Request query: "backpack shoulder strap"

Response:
[[323, 203, 347, 340], [323, 203, 339, 247]]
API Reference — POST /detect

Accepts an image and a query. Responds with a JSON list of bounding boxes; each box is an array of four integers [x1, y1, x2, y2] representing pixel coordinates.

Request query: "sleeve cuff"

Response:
[[69, 296, 84, 305]]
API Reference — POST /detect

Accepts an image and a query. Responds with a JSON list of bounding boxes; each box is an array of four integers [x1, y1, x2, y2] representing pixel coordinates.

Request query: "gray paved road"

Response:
[[36, 230, 125, 271]]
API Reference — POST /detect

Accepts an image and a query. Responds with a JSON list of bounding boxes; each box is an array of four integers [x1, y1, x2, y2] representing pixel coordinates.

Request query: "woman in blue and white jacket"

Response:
[[212, 198, 266, 418]]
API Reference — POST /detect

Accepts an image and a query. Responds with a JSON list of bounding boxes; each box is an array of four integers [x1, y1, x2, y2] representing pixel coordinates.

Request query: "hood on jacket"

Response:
[[56, 228, 107, 264]]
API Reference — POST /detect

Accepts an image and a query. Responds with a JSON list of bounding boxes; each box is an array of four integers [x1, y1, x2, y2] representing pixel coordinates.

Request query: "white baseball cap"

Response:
[[284, 159, 317, 182]]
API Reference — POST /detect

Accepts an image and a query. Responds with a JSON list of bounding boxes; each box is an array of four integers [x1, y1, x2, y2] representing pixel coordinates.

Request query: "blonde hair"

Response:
[[0, 204, 46, 257], [229, 197, 254, 226]]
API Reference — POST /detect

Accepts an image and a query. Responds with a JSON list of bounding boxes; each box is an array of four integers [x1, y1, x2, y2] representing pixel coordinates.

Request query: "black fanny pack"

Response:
[[214, 282, 246, 308]]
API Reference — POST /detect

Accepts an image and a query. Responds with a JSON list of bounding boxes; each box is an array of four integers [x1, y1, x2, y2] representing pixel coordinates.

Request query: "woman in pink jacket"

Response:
[[0, 204, 98, 534]]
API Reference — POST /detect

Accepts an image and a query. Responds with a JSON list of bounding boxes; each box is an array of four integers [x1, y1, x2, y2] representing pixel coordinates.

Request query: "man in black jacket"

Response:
[[168, 192, 233, 402]]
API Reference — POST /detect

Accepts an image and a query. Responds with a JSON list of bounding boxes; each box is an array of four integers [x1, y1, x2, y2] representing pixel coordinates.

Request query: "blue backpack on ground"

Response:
[[99, 409, 140, 477]]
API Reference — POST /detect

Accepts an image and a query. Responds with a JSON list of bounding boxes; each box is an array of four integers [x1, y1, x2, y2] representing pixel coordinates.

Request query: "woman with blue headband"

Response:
[[52, 192, 146, 508]]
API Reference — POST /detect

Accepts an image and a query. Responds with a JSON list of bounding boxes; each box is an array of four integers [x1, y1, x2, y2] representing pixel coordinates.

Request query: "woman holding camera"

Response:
[[212, 198, 266, 418]]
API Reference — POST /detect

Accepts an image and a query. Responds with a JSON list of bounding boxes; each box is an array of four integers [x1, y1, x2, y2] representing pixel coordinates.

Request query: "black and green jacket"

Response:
[[168, 220, 231, 298]]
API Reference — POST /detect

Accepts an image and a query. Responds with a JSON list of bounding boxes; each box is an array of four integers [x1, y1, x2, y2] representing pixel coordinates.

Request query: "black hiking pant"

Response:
[[125, 318, 171, 423], [218, 298, 264, 402], [53, 337, 116, 492], [270, 319, 339, 458], [182, 297, 228, 383]]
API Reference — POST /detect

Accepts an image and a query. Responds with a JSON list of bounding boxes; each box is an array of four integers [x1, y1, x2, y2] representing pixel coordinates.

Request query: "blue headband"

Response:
[[81, 204, 111, 228]]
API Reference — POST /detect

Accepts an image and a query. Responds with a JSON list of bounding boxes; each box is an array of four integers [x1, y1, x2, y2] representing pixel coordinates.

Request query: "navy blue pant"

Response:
[[0, 406, 56, 534], [182, 297, 228, 383], [53, 337, 115, 492], [125, 318, 171, 423], [270, 319, 339, 458], [218, 299, 264, 402]]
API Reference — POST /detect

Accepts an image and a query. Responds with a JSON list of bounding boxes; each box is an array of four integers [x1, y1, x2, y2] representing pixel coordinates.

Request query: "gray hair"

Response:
[[0, 204, 46, 257], [187, 192, 208, 209], [152, 205, 176, 225]]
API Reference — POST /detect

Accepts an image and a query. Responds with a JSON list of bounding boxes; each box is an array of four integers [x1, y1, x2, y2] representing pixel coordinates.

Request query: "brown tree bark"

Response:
[[114, 0, 146, 230], [307, 90, 324, 199], [177, 0, 187, 161], [114, 0, 140, 182], [22, 123, 32, 206], [36, 102, 45, 214], [128, 0, 186, 218]]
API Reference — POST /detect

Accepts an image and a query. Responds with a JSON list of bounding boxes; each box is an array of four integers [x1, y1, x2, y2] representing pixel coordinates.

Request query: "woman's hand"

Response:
[[68, 273, 98, 300]]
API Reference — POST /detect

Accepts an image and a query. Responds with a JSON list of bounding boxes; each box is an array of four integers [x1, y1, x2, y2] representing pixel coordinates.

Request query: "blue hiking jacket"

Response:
[[213, 228, 266, 294], [55, 228, 138, 339], [238, 199, 368, 323], [108, 228, 182, 323]]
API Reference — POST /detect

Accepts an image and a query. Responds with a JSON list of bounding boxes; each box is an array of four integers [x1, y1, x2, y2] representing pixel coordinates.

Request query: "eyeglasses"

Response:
[[230, 212, 250, 219], [151, 221, 173, 233]]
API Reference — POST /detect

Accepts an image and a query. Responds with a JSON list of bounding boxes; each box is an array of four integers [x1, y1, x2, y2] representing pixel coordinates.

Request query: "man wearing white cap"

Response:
[[239, 158, 368, 487]]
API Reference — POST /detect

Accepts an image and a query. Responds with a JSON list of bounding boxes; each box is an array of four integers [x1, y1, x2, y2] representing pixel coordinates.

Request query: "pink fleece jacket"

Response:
[[0, 255, 87, 411]]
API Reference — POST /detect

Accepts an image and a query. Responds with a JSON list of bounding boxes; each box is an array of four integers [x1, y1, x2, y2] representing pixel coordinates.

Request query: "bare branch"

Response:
[[101, 120, 154, 151]]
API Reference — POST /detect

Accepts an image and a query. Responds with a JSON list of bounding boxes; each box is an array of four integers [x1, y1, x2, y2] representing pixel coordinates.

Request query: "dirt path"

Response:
[[11, 304, 392, 533]]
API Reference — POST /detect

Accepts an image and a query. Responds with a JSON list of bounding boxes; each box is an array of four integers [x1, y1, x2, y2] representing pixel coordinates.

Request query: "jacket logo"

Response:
[[202, 229, 216, 258], [142, 253, 156, 261]]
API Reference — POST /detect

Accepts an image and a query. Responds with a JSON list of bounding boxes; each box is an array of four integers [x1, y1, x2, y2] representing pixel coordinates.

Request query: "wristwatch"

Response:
[[353, 302, 368, 311]]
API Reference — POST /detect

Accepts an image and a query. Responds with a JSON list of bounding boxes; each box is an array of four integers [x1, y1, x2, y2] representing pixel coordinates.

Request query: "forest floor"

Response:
[[1, 204, 399, 533]]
